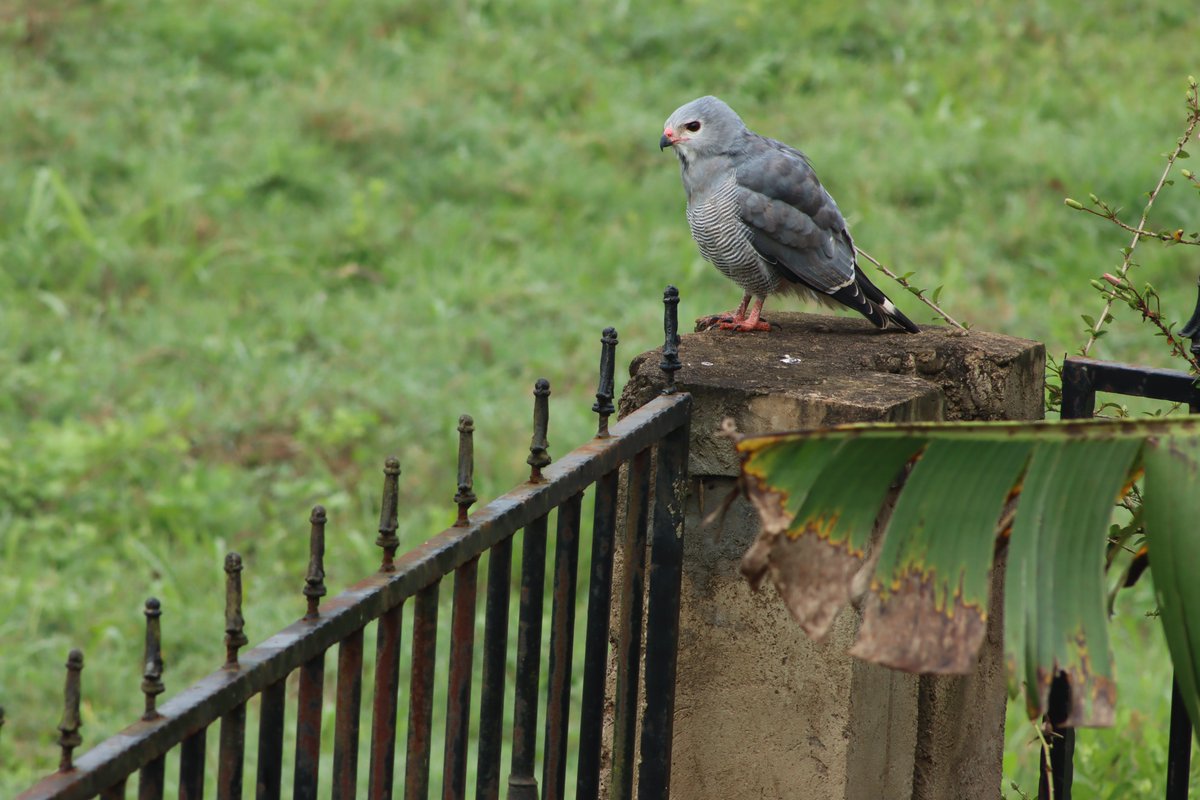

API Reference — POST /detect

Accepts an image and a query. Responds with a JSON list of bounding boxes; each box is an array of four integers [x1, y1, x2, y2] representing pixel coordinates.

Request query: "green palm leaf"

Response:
[[735, 418, 1199, 733]]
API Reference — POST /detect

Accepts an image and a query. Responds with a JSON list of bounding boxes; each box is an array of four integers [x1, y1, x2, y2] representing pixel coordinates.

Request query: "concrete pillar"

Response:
[[617, 312, 1044, 800]]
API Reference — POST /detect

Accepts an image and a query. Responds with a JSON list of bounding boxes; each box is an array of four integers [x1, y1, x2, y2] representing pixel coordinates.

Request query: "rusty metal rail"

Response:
[[14, 287, 692, 800]]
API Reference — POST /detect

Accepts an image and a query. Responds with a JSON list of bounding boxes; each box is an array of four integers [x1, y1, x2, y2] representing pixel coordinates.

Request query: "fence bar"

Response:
[[1038, 728, 1074, 800], [333, 629, 365, 800], [575, 468, 620, 800], [443, 559, 480, 799], [256, 679, 286, 800], [137, 755, 164, 800], [611, 448, 653, 800], [305, 507, 328, 619], [225, 554, 248, 667], [177, 730, 205, 800], [99, 778, 126, 800], [1037, 360, 1100, 800], [141, 599, 164, 721], [377, 458, 402, 571], [475, 539, 513, 800], [1065, 356, 1200, 404], [58, 649, 84, 772], [1165, 678, 1193, 800], [18, 394, 691, 800], [528, 379, 552, 483], [455, 416, 478, 527], [508, 514, 549, 800], [638, 418, 691, 798], [659, 286, 682, 394], [218, 702, 247, 800], [368, 603, 404, 800], [405, 582, 440, 800], [294, 653, 326, 800], [593, 328, 618, 438], [541, 494, 583, 800]]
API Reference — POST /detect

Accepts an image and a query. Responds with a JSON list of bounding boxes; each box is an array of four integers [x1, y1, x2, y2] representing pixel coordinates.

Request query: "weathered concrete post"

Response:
[[617, 312, 1044, 800]]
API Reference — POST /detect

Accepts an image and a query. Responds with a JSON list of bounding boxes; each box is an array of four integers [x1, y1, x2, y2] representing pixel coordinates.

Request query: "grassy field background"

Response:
[[2, 0, 1199, 795]]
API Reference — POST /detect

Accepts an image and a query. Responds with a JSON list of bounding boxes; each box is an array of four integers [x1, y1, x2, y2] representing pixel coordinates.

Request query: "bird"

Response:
[[660, 96, 919, 334]]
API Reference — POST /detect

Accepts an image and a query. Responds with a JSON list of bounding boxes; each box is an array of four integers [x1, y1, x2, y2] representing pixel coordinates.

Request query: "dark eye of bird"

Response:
[[684, 121, 701, 132]]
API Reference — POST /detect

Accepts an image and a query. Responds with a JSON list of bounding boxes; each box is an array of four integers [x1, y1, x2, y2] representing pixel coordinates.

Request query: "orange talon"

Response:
[[717, 296, 770, 332]]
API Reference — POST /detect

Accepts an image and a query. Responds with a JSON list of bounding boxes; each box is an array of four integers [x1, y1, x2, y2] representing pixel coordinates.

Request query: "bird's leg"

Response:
[[719, 296, 771, 332], [696, 292, 752, 331]]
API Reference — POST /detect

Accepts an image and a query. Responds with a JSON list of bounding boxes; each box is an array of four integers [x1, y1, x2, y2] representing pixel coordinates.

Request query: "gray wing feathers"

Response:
[[734, 139, 857, 293]]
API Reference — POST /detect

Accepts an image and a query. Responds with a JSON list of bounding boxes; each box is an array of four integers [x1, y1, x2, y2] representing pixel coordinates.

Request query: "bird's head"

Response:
[[660, 95, 745, 159]]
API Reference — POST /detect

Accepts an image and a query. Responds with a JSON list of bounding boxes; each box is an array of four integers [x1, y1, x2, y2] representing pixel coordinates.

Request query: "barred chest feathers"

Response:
[[686, 176, 781, 298]]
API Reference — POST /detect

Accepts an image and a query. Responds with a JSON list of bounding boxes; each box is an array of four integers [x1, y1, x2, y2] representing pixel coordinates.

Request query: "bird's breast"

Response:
[[686, 178, 779, 296]]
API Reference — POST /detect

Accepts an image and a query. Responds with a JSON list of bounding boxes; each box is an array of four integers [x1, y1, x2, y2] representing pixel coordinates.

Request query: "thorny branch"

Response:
[[1077, 77, 1200, 356], [855, 246, 967, 330], [1066, 202, 1199, 246], [1093, 272, 1200, 371]]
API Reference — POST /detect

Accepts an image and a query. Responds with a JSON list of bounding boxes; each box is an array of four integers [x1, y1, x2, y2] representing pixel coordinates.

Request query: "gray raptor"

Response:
[[660, 96, 919, 333]]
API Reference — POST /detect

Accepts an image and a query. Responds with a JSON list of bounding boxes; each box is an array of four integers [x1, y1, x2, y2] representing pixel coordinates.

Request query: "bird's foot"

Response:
[[695, 312, 742, 331], [717, 318, 771, 332]]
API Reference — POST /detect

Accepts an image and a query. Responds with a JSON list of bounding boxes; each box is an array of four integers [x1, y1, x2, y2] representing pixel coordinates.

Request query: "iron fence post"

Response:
[[141, 599, 164, 721], [57, 650, 84, 773], [638, 399, 691, 798], [304, 506, 328, 619]]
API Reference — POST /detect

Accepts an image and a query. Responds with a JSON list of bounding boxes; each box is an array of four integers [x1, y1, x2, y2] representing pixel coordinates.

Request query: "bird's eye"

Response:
[[684, 121, 701, 133]]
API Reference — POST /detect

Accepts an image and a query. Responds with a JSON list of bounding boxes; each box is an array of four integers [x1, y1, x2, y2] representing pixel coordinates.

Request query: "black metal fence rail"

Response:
[[1046, 353, 1198, 800], [14, 288, 693, 800]]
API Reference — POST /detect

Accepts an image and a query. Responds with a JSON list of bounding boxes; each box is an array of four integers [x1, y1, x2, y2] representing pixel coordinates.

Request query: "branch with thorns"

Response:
[[1065, 197, 1199, 246], [1092, 272, 1200, 371], [855, 246, 967, 330], [1070, 76, 1200, 357]]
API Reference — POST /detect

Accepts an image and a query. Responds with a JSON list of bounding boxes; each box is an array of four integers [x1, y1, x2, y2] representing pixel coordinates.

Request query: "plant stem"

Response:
[[1082, 88, 1200, 355], [855, 246, 967, 329], [1073, 206, 1198, 245]]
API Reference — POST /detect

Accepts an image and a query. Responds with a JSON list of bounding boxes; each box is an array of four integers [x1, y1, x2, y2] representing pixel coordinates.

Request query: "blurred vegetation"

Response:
[[2, 0, 1198, 795]]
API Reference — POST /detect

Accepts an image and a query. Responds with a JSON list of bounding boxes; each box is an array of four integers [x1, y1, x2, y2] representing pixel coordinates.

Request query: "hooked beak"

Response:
[[660, 127, 676, 150]]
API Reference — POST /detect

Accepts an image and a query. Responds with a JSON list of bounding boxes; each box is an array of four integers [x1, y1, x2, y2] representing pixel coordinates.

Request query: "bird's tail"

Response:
[[831, 271, 921, 333]]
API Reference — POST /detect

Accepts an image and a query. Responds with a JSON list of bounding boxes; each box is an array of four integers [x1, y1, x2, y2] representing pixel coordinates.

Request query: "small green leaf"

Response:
[[1081, 314, 1096, 327], [1178, 150, 1190, 159]]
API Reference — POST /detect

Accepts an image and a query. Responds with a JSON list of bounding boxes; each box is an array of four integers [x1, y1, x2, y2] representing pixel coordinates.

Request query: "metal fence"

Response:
[[13, 288, 693, 800], [1045, 352, 1199, 800]]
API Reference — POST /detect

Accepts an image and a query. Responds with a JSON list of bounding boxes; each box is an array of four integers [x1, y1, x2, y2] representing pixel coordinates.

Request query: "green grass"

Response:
[[2, 0, 1199, 795]]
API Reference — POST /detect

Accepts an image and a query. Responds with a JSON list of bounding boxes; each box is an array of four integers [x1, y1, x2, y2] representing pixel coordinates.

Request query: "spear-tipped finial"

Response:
[[660, 286, 682, 394], [57, 649, 84, 771], [1179, 275, 1200, 361], [376, 457, 401, 571], [141, 598, 165, 720], [304, 505, 328, 619], [527, 379, 552, 482], [224, 553, 248, 667], [454, 415, 477, 526], [593, 327, 619, 437]]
